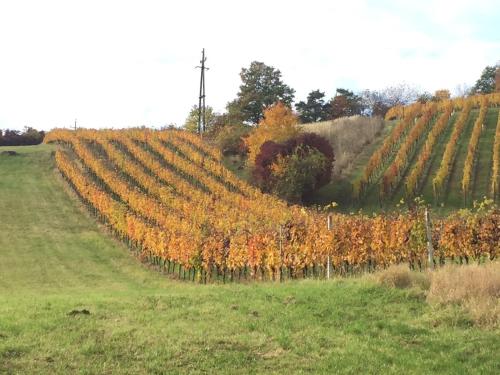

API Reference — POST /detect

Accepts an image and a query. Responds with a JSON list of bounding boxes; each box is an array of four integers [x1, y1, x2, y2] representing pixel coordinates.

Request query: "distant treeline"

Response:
[[0, 128, 45, 146]]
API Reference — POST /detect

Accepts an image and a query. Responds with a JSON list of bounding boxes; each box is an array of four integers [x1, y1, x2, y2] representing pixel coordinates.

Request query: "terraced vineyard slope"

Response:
[[352, 93, 500, 209]]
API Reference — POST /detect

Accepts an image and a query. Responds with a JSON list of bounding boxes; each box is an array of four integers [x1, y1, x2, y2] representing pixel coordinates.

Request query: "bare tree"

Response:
[[453, 83, 472, 98], [381, 83, 420, 107]]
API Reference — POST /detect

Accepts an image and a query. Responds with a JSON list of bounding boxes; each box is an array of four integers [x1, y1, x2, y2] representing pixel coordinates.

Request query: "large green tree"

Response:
[[472, 65, 499, 94], [227, 61, 295, 125], [295, 90, 330, 123]]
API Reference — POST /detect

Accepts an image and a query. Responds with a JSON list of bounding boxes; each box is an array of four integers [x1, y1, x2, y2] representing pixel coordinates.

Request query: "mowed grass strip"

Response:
[[444, 110, 478, 206], [0, 145, 499, 374], [472, 108, 499, 202]]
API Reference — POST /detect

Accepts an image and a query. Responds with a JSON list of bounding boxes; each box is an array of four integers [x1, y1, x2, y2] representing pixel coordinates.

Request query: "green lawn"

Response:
[[0, 145, 499, 374]]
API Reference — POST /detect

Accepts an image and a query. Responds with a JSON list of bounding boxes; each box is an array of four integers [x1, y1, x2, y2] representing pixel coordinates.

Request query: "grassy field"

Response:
[[1, 145, 499, 374]]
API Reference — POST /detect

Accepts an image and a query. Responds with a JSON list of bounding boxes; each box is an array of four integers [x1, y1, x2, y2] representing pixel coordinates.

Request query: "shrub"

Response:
[[253, 140, 289, 187], [253, 132, 334, 202], [214, 123, 251, 156], [284, 132, 334, 185], [269, 145, 328, 202]]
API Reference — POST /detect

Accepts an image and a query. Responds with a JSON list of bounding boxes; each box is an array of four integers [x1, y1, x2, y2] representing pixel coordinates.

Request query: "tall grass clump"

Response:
[[300, 116, 384, 176], [427, 262, 500, 327], [374, 264, 430, 290]]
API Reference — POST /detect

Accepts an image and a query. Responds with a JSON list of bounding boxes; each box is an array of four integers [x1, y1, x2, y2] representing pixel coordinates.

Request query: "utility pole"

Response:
[[74, 119, 77, 131], [196, 48, 209, 135]]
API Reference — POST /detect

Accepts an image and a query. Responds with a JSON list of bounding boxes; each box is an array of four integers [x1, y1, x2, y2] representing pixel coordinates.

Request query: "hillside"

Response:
[[1, 145, 499, 374], [39, 127, 499, 283], [299, 116, 386, 178], [309, 94, 500, 211]]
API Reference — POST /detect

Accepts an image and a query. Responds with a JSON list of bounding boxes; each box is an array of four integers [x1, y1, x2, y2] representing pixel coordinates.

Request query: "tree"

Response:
[[472, 65, 498, 94], [453, 83, 472, 98], [183, 105, 218, 133], [244, 102, 300, 166], [360, 90, 390, 117], [360, 85, 421, 116], [295, 90, 329, 123], [434, 89, 451, 101], [381, 83, 420, 107], [329, 88, 362, 119], [226, 61, 295, 124], [0, 127, 44, 146], [417, 92, 433, 103], [496, 67, 500, 92]]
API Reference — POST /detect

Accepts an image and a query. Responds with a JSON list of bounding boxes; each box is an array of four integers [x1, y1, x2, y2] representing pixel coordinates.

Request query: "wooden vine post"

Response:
[[327, 214, 333, 279], [279, 224, 283, 282], [425, 208, 434, 270]]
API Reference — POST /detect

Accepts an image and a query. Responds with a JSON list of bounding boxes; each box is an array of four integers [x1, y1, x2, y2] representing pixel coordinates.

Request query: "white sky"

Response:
[[0, 0, 499, 131]]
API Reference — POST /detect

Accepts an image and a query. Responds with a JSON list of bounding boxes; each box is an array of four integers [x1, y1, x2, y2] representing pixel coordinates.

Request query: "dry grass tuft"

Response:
[[427, 262, 500, 327], [374, 264, 430, 290], [374, 262, 500, 327]]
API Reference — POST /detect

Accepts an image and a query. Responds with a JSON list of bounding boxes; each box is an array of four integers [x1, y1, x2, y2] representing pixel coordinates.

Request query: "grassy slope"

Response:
[[306, 122, 395, 209], [444, 110, 479, 206], [472, 108, 499, 202], [1, 145, 499, 374], [389, 115, 440, 204], [419, 112, 459, 203]]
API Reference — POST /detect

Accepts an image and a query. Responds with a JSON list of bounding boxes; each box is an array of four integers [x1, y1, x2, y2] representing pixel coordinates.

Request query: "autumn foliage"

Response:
[[354, 92, 500, 204], [45, 126, 499, 282], [253, 132, 334, 201], [244, 102, 300, 166]]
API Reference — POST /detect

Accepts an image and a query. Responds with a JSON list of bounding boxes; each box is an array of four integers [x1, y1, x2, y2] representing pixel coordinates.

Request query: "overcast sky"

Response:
[[0, 0, 499, 131]]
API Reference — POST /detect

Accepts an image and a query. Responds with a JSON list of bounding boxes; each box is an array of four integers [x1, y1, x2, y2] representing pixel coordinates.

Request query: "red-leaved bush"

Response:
[[253, 132, 334, 198]]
